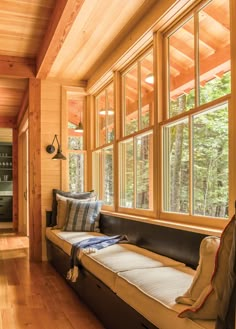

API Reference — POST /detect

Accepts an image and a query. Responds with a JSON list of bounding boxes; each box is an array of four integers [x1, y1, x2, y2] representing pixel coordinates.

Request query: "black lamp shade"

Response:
[[75, 121, 83, 132], [52, 149, 67, 160], [46, 134, 66, 160]]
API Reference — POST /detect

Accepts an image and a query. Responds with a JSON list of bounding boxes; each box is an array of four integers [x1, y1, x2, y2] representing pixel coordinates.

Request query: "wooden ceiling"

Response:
[[0, 0, 231, 126], [0, 0, 154, 125]]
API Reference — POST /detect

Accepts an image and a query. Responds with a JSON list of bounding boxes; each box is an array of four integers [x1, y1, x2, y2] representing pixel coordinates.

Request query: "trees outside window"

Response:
[[119, 132, 153, 210], [93, 83, 114, 206], [89, 0, 232, 223], [163, 0, 230, 219], [119, 49, 154, 212], [93, 147, 114, 206], [123, 51, 154, 136], [67, 95, 86, 192]]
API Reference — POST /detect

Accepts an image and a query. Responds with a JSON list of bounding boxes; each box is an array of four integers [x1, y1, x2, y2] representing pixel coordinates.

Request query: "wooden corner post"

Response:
[[28, 78, 42, 261]]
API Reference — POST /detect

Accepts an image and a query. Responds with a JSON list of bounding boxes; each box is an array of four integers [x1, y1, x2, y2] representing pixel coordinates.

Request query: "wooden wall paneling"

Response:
[[29, 78, 42, 262], [60, 86, 68, 191], [12, 128, 18, 230], [41, 80, 61, 260]]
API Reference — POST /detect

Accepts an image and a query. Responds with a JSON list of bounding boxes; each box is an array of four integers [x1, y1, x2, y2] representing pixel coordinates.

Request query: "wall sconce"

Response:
[[74, 121, 84, 132], [46, 134, 66, 160]]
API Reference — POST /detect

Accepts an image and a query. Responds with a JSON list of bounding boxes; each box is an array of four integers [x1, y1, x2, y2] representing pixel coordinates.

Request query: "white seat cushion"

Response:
[[116, 266, 216, 329], [45, 228, 104, 255], [80, 243, 185, 291]]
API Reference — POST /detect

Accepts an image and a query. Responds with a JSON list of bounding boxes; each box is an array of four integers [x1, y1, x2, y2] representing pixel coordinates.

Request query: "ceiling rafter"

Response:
[[0, 55, 35, 78], [36, 0, 85, 79]]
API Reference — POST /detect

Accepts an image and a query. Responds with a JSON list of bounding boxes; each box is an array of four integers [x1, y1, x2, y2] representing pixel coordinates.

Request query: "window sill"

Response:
[[101, 210, 223, 237]]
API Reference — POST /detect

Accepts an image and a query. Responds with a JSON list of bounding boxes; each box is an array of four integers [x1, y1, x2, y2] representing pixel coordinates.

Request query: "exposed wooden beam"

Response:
[[0, 116, 16, 128], [0, 55, 35, 78], [36, 0, 85, 79], [17, 89, 29, 127], [170, 45, 230, 96]]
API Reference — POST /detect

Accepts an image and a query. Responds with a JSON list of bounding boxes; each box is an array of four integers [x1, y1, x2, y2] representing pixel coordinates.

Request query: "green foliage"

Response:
[[167, 72, 230, 218]]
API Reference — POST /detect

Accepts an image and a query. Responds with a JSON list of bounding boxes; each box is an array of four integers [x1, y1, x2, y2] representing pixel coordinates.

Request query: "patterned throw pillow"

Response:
[[51, 189, 96, 226], [63, 199, 103, 232]]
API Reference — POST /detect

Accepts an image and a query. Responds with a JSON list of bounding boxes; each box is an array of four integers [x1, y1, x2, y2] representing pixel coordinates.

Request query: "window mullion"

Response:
[[133, 136, 137, 208], [189, 116, 193, 215], [194, 11, 199, 108], [138, 61, 141, 131]]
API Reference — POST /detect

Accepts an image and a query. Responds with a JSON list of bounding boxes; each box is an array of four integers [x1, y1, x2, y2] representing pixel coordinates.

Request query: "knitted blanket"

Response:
[[67, 235, 127, 282]]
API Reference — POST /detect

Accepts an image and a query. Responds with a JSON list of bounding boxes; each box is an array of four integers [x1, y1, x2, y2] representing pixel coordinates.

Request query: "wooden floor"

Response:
[[0, 230, 105, 329]]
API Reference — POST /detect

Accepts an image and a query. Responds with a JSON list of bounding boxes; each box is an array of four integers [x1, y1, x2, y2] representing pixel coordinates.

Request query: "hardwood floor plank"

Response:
[[0, 233, 105, 329]]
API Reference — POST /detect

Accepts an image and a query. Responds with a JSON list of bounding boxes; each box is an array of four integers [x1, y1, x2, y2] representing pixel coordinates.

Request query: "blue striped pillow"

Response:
[[63, 199, 103, 232]]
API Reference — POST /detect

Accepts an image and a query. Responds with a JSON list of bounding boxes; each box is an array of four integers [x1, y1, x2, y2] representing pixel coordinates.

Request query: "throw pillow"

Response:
[[178, 215, 236, 320], [176, 236, 220, 306], [63, 199, 103, 232], [51, 189, 96, 226], [55, 194, 74, 229]]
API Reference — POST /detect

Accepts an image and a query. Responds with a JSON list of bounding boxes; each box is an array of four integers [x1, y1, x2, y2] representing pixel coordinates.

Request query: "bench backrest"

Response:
[[100, 213, 208, 269]]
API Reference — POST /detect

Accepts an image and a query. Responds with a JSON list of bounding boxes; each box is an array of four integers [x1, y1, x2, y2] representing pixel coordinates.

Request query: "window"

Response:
[[96, 84, 114, 147], [67, 94, 86, 192], [93, 146, 114, 205], [163, 0, 230, 219], [123, 50, 154, 136], [119, 49, 154, 212], [119, 131, 153, 210], [93, 83, 114, 206]]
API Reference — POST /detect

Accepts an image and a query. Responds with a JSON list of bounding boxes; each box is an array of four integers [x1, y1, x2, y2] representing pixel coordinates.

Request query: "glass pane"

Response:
[[96, 91, 106, 147], [69, 153, 84, 192], [68, 133, 83, 150], [103, 146, 113, 205], [68, 95, 84, 150], [168, 17, 195, 117], [119, 139, 134, 208], [193, 104, 228, 217], [140, 52, 154, 129], [124, 66, 138, 136], [199, 0, 231, 105], [107, 84, 114, 143], [136, 133, 153, 209], [92, 151, 101, 199], [163, 119, 189, 213]]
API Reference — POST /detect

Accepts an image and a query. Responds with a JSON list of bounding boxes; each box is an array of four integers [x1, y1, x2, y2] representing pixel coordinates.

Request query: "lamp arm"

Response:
[[54, 135, 63, 151], [51, 134, 57, 146]]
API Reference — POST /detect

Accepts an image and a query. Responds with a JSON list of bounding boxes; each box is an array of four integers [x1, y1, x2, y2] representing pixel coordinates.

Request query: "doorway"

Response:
[[0, 128, 13, 230], [18, 127, 29, 236]]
